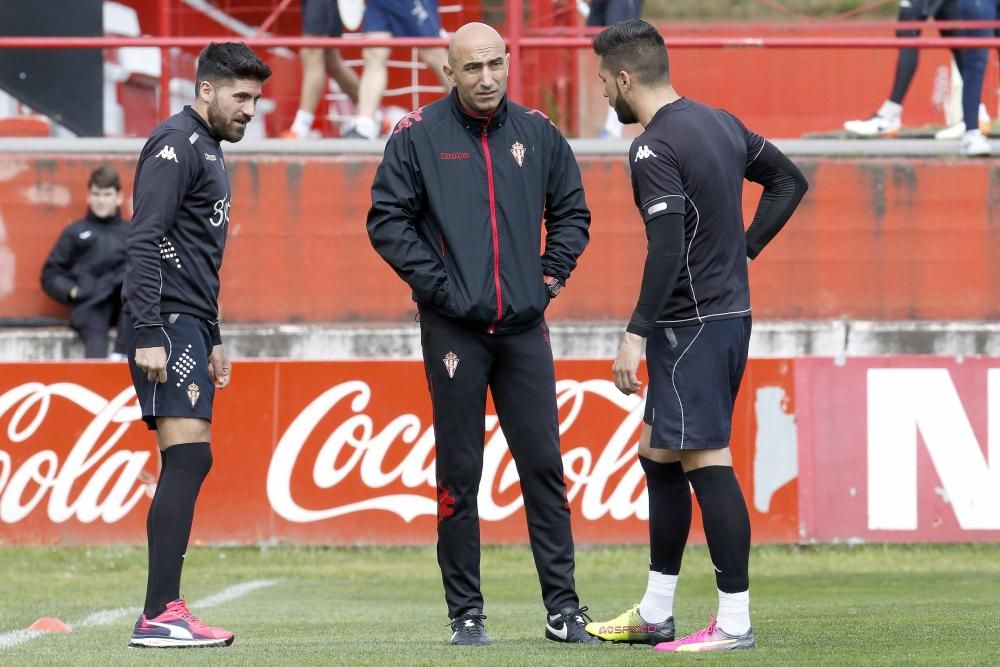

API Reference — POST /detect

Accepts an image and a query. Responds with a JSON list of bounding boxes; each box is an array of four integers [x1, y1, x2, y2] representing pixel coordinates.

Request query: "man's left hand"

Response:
[[208, 344, 232, 389], [612, 332, 644, 395]]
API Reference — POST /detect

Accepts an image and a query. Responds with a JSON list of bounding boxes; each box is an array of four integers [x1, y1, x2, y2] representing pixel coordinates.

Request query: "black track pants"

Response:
[[419, 307, 580, 618]]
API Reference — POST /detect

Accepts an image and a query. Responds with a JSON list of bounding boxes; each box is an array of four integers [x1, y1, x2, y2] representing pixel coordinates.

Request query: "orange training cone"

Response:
[[26, 617, 71, 633]]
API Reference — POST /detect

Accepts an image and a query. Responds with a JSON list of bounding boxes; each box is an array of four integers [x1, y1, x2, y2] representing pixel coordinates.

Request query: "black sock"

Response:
[[640, 456, 690, 575], [143, 442, 213, 618], [686, 465, 750, 593]]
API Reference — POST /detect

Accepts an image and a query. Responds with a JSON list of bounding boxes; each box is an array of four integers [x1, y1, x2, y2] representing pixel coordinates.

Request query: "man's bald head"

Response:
[[448, 22, 505, 68], [444, 22, 510, 114]]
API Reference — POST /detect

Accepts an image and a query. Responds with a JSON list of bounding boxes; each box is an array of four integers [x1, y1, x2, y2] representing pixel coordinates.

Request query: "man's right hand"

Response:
[[135, 346, 168, 383]]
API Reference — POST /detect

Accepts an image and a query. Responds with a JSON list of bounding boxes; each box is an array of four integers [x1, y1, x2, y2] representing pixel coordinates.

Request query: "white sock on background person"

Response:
[[290, 109, 315, 136], [877, 100, 902, 119], [638, 571, 678, 623], [603, 106, 624, 138], [716, 589, 750, 635], [352, 116, 379, 139]]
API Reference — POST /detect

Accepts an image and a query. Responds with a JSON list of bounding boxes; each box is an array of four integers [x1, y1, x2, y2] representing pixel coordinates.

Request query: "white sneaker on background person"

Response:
[[935, 103, 991, 140], [843, 100, 902, 137], [960, 129, 992, 157]]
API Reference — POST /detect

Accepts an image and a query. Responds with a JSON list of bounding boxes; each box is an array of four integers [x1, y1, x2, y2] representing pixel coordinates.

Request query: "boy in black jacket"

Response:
[[41, 165, 128, 358]]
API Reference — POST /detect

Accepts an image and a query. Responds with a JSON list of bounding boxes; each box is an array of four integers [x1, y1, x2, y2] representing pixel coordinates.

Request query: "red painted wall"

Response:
[[2, 153, 997, 324]]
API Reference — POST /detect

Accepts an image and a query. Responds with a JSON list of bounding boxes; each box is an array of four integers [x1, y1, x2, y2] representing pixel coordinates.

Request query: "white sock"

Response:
[[603, 107, 623, 138], [291, 109, 315, 136], [877, 100, 902, 119], [638, 571, 677, 623], [353, 116, 378, 139], [716, 589, 750, 635]]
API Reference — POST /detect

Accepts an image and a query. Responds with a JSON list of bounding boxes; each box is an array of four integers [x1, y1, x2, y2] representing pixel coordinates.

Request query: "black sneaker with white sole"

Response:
[[545, 606, 601, 644], [449, 609, 490, 646]]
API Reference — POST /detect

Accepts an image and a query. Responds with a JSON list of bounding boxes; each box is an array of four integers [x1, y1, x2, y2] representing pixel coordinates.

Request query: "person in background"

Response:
[[583, 0, 645, 139], [40, 164, 129, 359], [282, 0, 361, 138], [342, 0, 452, 139], [954, 0, 996, 156], [842, 0, 990, 139]]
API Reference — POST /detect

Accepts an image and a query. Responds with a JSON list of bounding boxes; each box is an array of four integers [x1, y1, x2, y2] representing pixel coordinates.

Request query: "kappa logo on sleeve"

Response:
[[633, 145, 657, 162], [156, 145, 179, 163], [392, 107, 425, 135]]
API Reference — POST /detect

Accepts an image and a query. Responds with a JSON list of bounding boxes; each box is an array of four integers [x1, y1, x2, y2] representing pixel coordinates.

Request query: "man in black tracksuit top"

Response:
[[41, 165, 128, 358], [122, 43, 270, 650], [586, 22, 808, 651], [367, 23, 596, 647]]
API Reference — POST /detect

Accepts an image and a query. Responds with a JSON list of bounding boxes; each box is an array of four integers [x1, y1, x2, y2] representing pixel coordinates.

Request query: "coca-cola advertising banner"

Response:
[[797, 357, 1000, 543], [0, 360, 798, 546]]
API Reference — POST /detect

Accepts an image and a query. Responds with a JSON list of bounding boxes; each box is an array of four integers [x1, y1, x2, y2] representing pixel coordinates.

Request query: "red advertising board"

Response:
[[796, 357, 1000, 543], [0, 359, 798, 546]]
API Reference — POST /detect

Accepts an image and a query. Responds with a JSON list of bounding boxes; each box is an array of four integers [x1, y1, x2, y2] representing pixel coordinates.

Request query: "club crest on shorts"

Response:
[[187, 383, 200, 407], [511, 141, 525, 167], [443, 351, 459, 379]]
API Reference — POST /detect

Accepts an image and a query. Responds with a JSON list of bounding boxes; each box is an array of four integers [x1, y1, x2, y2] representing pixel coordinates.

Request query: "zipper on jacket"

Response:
[[482, 124, 502, 333]]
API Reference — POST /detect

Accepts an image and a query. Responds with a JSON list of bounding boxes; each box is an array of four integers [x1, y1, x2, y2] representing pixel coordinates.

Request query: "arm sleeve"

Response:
[[626, 212, 685, 337], [540, 128, 591, 284], [126, 131, 198, 348], [742, 133, 809, 260], [40, 228, 78, 304], [366, 131, 451, 309]]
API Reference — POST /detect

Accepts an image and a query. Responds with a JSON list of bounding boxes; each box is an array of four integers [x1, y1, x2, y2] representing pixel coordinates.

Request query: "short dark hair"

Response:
[[88, 164, 120, 191], [592, 20, 670, 86], [195, 42, 272, 93]]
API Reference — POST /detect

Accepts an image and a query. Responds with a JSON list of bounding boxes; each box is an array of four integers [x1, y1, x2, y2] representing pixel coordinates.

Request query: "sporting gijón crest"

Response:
[[187, 383, 200, 407], [443, 351, 459, 378], [511, 141, 526, 167]]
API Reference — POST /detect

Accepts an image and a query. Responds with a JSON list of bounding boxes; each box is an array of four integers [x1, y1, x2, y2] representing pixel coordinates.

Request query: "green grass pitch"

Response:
[[1, 544, 997, 665]]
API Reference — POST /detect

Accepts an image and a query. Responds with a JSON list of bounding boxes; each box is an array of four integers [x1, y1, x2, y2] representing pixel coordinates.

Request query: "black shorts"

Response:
[[644, 316, 751, 450], [303, 0, 344, 36], [122, 311, 216, 430], [586, 0, 644, 27], [362, 0, 441, 37]]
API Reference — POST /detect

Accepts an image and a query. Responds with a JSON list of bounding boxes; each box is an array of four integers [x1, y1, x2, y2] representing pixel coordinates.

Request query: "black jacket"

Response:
[[41, 209, 128, 307], [124, 107, 231, 348], [367, 90, 590, 334]]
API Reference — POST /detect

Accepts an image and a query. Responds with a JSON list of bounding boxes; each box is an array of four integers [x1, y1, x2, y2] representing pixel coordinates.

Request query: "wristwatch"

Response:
[[543, 275, 562, 298]]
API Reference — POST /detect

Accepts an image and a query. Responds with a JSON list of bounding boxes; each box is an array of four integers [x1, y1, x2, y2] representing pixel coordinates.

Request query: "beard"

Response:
[[207, 98, 248, 143], [612, 86, 638, 125]]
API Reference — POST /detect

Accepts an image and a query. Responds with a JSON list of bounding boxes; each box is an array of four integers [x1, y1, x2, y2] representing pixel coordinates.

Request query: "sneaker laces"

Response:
[[559, 606, 593, 628], [681, 613, 718, 642], [166, 599, 210, 631], [449, 612, 487, 636]]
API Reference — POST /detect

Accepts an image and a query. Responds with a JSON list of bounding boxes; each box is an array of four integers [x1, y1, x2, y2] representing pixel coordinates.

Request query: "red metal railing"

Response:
[[5, 0, 1000, 137]]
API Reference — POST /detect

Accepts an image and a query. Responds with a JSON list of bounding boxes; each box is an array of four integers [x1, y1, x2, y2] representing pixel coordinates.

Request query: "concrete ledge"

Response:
[[2, 320, 1000, 361]]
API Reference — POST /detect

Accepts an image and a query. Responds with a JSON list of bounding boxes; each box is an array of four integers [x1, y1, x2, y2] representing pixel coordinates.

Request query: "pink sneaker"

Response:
[[128, 598, 234, 648], [653, 613, 755, 652]]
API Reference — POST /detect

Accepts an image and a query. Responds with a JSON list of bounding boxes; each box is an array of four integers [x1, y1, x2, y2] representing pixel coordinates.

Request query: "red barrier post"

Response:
[[506, 0, 523, 103], [159, 0, 172, 122]]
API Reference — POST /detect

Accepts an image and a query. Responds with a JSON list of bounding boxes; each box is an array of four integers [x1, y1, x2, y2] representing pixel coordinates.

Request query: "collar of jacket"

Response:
[[85, 209, 122, 225], [183, 105, 224, 143], [449, 88, 508, 135]]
